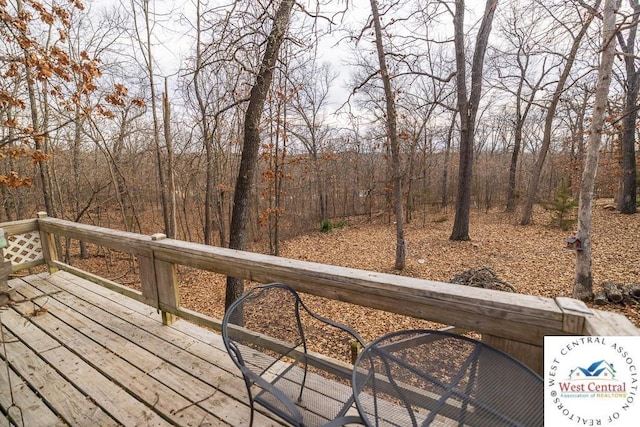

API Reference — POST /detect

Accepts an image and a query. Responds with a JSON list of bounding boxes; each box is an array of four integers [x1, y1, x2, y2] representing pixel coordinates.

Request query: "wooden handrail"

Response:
[[3, 214, 638, 374], [37, 217, 566, 340]]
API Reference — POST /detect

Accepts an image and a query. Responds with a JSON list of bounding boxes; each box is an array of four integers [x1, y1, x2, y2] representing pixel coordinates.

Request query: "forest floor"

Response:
[[70, 199, 639, 344]]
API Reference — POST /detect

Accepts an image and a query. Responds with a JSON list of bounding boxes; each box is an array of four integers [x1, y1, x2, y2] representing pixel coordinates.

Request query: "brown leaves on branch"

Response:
[[0, 0, 135, 188], [0, 90, 25, 109], [0, 171, 32, 188]]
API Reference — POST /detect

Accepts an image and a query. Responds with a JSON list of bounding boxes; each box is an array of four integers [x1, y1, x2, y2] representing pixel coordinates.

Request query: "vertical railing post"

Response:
[[0, 228, 10, 293], [139, 233, 179, 325], [37, 212, 59, 274]]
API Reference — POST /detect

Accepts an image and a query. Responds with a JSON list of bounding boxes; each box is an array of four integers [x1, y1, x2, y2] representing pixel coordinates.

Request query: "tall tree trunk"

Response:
[[138, 0, 170, 235], [505, 61, 541, 212], [616, 0, 639, 214], [225, 0, 295, 309], [369, 0, 406, 269], [520, 2, 601, 225], [72, 105, 88, 259], [450, 0, 498, 241], [16, 0, 55, 216], [194, 0, 216, 245], [163, 78, 177, 238], [574, 0, 619, 301]]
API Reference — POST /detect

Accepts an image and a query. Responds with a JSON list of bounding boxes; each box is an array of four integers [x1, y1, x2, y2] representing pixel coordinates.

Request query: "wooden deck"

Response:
[[0, 271, 285, 426], [1, 216, 639, 426]]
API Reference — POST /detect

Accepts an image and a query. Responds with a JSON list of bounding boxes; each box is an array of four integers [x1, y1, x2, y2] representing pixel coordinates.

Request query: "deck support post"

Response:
[[481, 335, 543, 375], [139, 233, 179, 325], [37, 212, 59, 274]]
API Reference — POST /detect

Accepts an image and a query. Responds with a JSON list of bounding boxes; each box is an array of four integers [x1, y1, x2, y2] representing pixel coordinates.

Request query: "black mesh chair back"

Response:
[[222, 283, 366, 426], [352, 329, 543, 427]]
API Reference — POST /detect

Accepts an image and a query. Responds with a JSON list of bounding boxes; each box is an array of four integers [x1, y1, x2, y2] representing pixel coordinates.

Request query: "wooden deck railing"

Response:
[[1, 213, 638, 375]]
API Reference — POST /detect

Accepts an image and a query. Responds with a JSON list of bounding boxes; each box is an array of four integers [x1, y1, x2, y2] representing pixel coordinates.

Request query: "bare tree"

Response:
[[14, 0, 56, 215], [367, 0, 406, 269], [162, 78, 177, 237], [226, 0, 296, 309], [289, 60, 337, 223], [450, 0, 498, 241], [520, 0, 602, 225], [560, 83, 593, 191], [129, 0, 175, 237], [491, 1, 555, 212], [189, 0, 244, 246], [574, 0, 620, 300]]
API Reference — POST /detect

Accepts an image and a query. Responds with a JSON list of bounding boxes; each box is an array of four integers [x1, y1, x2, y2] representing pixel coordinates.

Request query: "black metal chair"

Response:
[[222, 283, 366, 426], [352, 329, 543, 427]]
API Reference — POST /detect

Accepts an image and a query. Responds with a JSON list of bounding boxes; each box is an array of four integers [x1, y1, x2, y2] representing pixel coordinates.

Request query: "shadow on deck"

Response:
[[1, 271, 282, 426]]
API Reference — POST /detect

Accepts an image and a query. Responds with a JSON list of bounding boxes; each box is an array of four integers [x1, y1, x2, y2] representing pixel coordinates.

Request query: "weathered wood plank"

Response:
[[63, 265, 222, 332], [39, 276, 284, 426], [37, 212, 59, 274], [584, 309, 640, 336], [49, 260, 154, 307], [138, 254, 159, 305], [3, 298, 167, 426], [156, 247, 565, 341], [37, 345, 173, 426], [21, 273, 279, 426], [50, 274, 362, 396], [0, 357, 64, 426], [0, 323, 119, 426], [0, 260, 11, 292], [482, 334, 543, 375], [155, 258, 179, 325], [0, 219, 38, 235], [37, 219, 153, 257], [44, 271, 347, 426], [10, 259, 45, 272], [555, 297, 591, 334], [9, 282, 227, 426]]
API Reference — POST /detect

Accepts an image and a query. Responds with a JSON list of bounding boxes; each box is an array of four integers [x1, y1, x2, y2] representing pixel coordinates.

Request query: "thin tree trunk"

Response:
[[138, 0, 170, 235], [72, 105, 88, 258], [506, 119, 522, 212], [574, 0, 619, 301], [369, 0, 406, 269], [16, 0, 55, 216], [194, 0, 216, 245], [225, 0, 295, 309], [163, 78, 177, 238]]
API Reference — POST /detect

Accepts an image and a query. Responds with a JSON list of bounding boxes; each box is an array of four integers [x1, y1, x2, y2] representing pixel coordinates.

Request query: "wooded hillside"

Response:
[[1, 1, 638, 303]]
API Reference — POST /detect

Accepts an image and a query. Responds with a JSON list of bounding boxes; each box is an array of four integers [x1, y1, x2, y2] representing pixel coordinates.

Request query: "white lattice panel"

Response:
[[5, 232, 43, 265]]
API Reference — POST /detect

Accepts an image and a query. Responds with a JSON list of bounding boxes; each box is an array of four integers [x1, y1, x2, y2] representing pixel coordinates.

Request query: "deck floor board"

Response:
[[28, 273, 278, 426], [0, 271, 285, 426], [0, 355, 65, 426]]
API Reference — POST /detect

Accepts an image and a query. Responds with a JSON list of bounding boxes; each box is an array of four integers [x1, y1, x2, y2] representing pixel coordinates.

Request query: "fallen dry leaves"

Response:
[[280, 203, 639, 332]]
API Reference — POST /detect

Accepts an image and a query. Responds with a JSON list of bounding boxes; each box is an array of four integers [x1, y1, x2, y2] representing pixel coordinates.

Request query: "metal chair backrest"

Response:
[[222, 283, 365, 426], [352, 329, 543, 427]]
